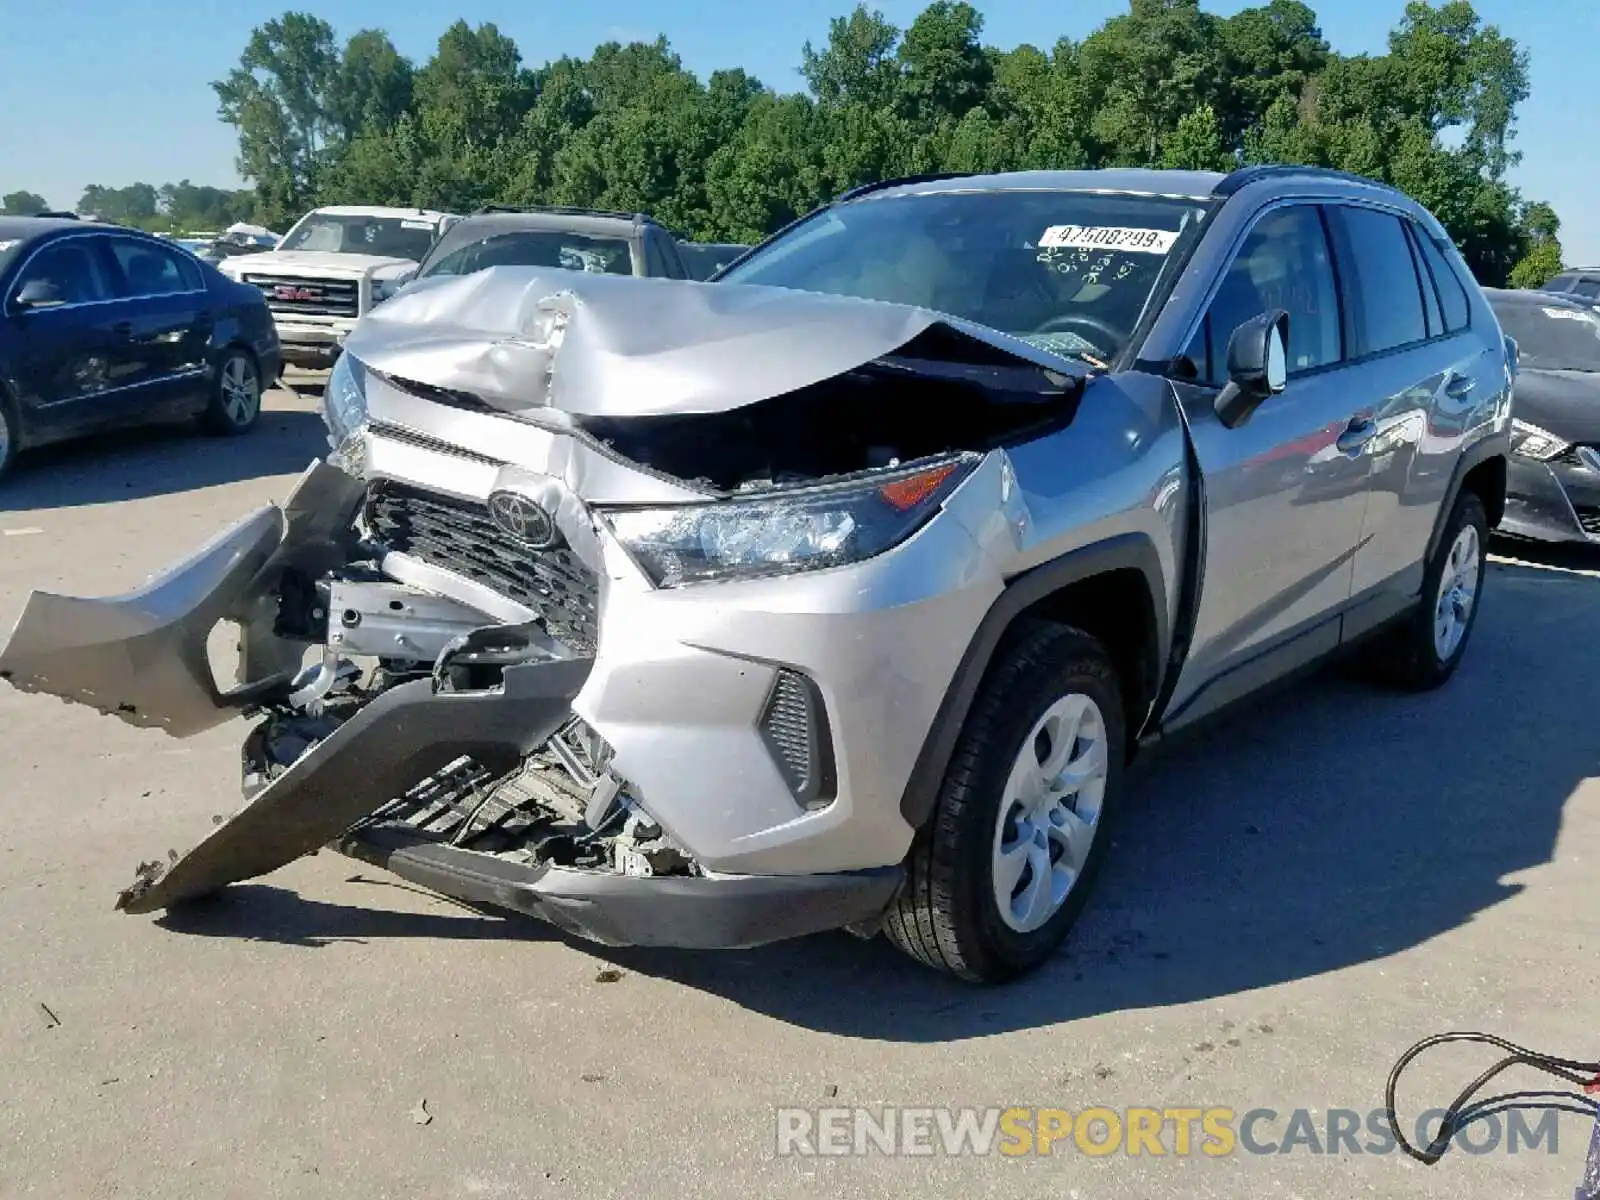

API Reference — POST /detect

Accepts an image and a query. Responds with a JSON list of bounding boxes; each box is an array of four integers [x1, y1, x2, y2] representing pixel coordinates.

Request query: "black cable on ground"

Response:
[[1384, 1031, 1599, 1170]]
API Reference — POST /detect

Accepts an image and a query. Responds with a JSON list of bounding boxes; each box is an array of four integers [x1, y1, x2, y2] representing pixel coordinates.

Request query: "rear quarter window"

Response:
[[1411, 228, 1470, 333]]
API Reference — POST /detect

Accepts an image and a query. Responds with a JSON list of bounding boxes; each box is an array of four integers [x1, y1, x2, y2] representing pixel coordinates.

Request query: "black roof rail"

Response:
[[1212, 163, 1388, 197], [835, 171, 979, 203], [34, 210, 81, 220]]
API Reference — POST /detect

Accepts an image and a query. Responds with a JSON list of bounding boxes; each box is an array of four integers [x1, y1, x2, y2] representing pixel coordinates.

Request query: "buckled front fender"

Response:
[[0, 460, 364, 738]]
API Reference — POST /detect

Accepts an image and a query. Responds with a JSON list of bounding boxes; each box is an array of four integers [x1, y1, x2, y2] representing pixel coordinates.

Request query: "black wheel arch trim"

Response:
[[1425, 433, 1508, 564], [897, 532, 1170, 830]]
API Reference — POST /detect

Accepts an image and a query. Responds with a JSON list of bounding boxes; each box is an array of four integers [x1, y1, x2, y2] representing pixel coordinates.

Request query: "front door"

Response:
[[1163, 203, 1371, 729], [6, 235, 140, 440]]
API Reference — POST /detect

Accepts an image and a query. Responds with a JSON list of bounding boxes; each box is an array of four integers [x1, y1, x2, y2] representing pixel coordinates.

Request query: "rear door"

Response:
[[102, 236, 214, 419], [1163, 202, 1371, 728], [1326, 205, 1501, 637], [5, 234, 132, 439]]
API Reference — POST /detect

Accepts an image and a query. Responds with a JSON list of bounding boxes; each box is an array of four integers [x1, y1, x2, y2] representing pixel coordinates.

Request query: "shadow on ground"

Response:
[[151, 545, 1600, 1041], [0, 399, 328, 512]]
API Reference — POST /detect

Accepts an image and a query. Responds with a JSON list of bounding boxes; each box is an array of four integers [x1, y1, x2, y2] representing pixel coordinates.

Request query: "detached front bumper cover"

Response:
[[0, 460, 363, 737]]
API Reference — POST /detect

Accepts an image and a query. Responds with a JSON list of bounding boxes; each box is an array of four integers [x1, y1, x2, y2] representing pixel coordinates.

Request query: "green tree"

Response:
[[1508, 201, 1562, 289], [0, 191, 49, 215], [213, 12, 342, 225], [77, 182, 160, 223], [802, 6, 902, 110], [1162, 104, 1233, 170]]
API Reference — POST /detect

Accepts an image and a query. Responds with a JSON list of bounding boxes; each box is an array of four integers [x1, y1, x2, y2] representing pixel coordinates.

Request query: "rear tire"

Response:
[[884, 622, 1126, 983], [1369, 490, 1488, 690], [202, 349, 261, 436]]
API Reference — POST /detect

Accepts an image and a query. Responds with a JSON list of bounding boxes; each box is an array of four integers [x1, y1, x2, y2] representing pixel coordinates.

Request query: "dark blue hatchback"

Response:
[[0, 216, 281, 479]]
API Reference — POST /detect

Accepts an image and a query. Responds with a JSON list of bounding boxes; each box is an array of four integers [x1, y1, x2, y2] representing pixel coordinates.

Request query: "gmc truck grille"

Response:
[[364, 481, 600, 653], [244, 273, 360, 319]]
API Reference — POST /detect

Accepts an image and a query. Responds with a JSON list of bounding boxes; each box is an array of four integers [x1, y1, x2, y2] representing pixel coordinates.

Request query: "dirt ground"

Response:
[[1, 386, 1596, 1199]]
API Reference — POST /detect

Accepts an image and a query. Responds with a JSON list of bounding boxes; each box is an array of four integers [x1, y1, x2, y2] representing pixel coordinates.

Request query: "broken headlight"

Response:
[[323, 352, 369, 447], [602, 455, 977, 588]]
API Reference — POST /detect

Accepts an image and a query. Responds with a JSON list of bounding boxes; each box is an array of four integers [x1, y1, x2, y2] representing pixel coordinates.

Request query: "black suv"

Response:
[[0, 217, 281, 479]]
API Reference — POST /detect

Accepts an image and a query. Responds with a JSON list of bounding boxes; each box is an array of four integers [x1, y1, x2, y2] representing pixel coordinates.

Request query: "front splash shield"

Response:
[[117, 656, 592, 913], [0, 461, 362, 738]]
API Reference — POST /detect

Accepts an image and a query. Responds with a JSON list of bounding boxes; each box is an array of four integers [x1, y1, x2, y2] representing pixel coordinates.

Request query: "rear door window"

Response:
[[107, 238, 202, 297], [1573, 277, 1600, 299], [1329, 206, 1429, 356]]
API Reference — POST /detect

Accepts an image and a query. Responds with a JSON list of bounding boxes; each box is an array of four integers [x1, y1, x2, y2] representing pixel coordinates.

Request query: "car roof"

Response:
[[445, 210, 645, 238], [849, 164, 1420, 209], [861, 168, 1231, 202], [308, 206, 453, 221], [0, 215, 117, 241]]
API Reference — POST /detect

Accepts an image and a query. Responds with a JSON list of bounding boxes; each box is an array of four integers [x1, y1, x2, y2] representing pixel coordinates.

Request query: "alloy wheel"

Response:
[[990, 692, 1110, 933], [1432, 523, 1481, 661]]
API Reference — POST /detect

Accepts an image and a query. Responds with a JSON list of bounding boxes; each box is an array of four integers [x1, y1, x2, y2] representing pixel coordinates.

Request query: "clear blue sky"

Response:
[[1, 0, 1593, 258]]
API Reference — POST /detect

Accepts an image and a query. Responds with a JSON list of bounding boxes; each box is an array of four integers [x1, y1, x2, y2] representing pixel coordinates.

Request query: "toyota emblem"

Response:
[[487, 490, 559, 548]]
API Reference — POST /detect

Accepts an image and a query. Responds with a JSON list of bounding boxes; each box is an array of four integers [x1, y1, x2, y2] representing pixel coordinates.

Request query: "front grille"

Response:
[[758, 668, 836, 809], [244, 273, 360, 319], [364, 481, 600, 652], [1575, 505, 1600, 536]]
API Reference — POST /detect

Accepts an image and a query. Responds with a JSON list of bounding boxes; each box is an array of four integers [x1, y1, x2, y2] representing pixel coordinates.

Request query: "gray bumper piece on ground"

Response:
[[0, 460, 364, 738], [339, 821, 905, 950], [117, 656, 595, 914]]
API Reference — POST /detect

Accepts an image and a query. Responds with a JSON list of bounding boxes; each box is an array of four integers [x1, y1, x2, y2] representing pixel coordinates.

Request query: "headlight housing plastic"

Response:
[[1511, 417, 1569, 462], [602, 455, 978, 588], [323, 352, 369, 447]]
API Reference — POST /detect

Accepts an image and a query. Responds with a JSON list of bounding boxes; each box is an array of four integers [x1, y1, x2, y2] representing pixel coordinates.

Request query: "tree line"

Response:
[[3, 1, 1566, 288]]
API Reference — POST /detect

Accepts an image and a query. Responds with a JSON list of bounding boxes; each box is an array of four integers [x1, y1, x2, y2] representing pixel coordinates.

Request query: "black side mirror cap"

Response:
[[1215, 309, 1290, 429]]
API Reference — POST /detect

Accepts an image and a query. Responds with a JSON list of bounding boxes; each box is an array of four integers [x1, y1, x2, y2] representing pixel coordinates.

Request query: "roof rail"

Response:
[[34, 210, 81, 220], [471, 203, 654, 224], [1212, 163, 1388, 197], [835, 172, 979, 203]]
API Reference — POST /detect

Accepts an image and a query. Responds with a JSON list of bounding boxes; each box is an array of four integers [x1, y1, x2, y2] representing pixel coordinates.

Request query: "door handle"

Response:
[[110, 321, 133, 340], [1444, 373, 1475, 398], [1336, 417, 1376, 454]]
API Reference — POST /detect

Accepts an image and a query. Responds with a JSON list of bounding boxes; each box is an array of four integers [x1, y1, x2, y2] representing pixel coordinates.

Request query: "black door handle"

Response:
[[110, 321, 133, 340]]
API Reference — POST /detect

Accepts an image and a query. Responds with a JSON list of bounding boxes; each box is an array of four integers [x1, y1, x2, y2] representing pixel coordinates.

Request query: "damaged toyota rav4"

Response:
[[0, 166, 1514, 982]]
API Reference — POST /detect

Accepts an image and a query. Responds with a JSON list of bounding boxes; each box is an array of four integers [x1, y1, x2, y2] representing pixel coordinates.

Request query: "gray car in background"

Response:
[[0, 165, 1512, 983], [402, 206, 692, 287]]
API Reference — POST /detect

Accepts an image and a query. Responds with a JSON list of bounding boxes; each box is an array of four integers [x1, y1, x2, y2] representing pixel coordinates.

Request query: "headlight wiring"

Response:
[[1384, 1030, 1599, 1192]]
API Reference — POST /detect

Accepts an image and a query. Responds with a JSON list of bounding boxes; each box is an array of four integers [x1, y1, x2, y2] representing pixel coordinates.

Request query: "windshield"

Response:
[[717, 189, 1210, 363], [1492, 299, 1600, 372], [280, 212, 442, 260], [419, 230, 633, 279]]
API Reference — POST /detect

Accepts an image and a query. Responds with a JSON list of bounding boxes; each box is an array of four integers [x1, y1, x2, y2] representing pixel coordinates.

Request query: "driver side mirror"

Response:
[[14, 278, 65, 310], [1214, 309, 1289, 429]]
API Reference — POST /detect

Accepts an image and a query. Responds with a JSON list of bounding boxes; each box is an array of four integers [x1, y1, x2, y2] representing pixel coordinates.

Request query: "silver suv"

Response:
[[0, 166, 1513, 983]]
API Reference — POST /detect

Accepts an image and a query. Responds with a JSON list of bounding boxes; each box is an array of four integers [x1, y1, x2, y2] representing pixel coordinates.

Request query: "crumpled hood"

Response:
[[340, 266, 1080, 418], [227, 250, 418, 277]]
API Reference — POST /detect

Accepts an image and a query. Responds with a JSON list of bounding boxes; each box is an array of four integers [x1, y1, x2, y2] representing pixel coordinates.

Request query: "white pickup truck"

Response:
[[216, 206, 458, 371]]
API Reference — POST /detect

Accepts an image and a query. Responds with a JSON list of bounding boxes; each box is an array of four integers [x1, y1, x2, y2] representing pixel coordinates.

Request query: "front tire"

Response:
[[202, 349, 262, 436], [884, 622, 1126, 983], [1373, 490, 1488, 690], [0, 396, 17, 481]]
